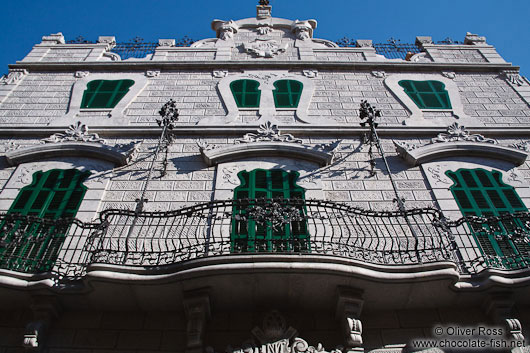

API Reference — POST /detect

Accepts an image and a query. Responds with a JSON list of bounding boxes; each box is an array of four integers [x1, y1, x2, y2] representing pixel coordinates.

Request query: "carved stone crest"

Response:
[[371, 71, 386, 78], [431, 123, 496, 144], [145, 70, 160, 78], [41, 121, 106, 144], [236, 121, 302, 144], [243, 39, 288, 58], [212, 70, 228, 78], [302, 70, 318, 78]]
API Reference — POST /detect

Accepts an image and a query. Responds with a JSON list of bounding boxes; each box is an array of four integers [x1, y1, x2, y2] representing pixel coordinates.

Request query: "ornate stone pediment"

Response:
[[243, 38, 288, 58]]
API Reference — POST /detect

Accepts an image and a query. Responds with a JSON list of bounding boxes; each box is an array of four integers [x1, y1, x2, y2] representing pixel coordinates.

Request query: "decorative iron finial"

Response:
[[259, 0, 270, 5], [157, 99, 179, 129], [359, 100, 381, 128]]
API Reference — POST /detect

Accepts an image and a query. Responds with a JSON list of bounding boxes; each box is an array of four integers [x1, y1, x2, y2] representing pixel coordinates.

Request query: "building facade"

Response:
[[1, 2, 530, 352]]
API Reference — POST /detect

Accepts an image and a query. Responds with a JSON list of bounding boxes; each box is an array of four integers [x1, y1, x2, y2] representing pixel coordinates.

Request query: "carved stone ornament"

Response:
[[212, 70, 229, 78], [431, 123, 496, 144], [74, 71, 89, 78], [146, 70, 160, 78], [243, 39, 288, 58], [251, 310, 298, 344], [236, 121, 302, 144], [464, 32, 486, 45], [246, 73, 280, 85], [42, 121, 106, 144], [219, 337, 344, 353], [158, 39, 175, 47], [102, 51, 121, 61], [212, 20, 239, 40], [512, 140, 530, 152], [441, 71, 456, 80], [291, 20, 316, 40], [502, 70, 526, 86], [426, 165, 451, 185], [302, 70, 318, 78], [371, 71, 386, 78], [0, 69, 28, 85], [256, 25, 272, 35]]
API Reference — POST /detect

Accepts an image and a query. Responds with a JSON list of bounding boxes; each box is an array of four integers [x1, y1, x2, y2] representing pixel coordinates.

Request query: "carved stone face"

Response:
[[295, 27, 310, 40], [219, 27, 234, 40]]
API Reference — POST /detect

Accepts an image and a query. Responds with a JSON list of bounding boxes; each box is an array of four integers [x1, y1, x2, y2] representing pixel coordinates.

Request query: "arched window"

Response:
[[230, 79, 261, 108], [273, 80, 303, 108], [231, 169, 308, 253], [447, 168, 530, 265], [398, 80, 451, 109], [81, 79, 135, 109], [0, 169, 90, 272]]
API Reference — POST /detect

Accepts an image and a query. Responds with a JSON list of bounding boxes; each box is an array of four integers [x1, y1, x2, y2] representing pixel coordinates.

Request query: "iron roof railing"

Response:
[[1, 199, 529, 279]]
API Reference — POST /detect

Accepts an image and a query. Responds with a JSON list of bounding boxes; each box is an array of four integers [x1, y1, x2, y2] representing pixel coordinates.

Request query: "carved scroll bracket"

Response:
[[336, 287, 364, 349], [23, 296, 62, 350], [184, 289, 211, 353]]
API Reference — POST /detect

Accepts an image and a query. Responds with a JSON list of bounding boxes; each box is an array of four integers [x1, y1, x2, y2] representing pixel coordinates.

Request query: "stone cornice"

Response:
[[2, 126, 530, 138], [9, 61, 517, 72]]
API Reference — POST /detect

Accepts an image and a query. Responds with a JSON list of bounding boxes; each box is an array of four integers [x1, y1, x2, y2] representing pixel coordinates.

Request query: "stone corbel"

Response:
[[23, 296, 61, 351], [184, 289, 211, 353], [336, 287, 364, 350]]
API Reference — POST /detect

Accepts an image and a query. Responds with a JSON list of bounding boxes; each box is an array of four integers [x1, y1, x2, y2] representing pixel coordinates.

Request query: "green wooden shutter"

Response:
[[398, 80, 451, 109], [0, 169, 90, 273], [232, 169, 308, 253], [273, 80, 303, 108], [81, 79, 135, 109], [447, 168, 530, 266], [230, 80, 261, 108]]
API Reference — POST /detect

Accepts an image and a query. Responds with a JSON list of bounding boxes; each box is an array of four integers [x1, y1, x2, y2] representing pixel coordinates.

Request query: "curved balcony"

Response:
[[0, 199, 529, 281]]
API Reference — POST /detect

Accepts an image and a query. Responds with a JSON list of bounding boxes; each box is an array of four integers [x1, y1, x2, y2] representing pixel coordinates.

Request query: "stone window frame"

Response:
[[216, 71, 315, 124], [60, 73, 148, 125], [384, 73, 476, 126]]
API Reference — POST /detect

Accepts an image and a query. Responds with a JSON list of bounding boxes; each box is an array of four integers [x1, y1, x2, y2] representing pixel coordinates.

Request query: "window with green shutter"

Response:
[[273, 80, 303, 108], [230, 79, 261, 108], [0, 169, 90, 272], [81, 79, 135, 109], [447, 168, 530, 266], [398, 80, 451, 109], [231, 169, 309, 253]]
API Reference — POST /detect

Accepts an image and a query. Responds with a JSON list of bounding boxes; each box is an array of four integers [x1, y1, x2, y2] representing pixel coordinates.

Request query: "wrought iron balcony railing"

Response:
[[0, 199, 529, 279]]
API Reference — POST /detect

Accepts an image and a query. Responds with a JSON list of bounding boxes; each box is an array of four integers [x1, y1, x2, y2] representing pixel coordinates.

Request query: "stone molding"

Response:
[[395, 141, 527, 167], [201, 70, 334, 125], [200, 142, 334, 167], [5, 142, 134, 167], [53, 72, 149, 126], [384, 73, 479, 126]]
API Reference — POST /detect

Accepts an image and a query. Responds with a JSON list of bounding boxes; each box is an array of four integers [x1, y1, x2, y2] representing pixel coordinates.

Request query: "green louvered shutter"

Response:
[[273, 80, 303, 108], [232, 169, 308, 253], [81, 79, 134, 109], [447, 168, 530, 267], [230, 80, 261, 108], [399, 80, 451, 109], [0, 169, 90, 272]]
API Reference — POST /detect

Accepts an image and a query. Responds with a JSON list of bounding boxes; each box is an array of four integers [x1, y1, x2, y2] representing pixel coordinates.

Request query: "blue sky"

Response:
[[2, 0, 529, 76]]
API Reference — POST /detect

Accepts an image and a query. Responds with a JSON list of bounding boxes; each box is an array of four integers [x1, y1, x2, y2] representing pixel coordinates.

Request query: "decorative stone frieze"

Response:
[[145, 70, 160, 77], [431, 123, 496, 144], [74, 71, 89, 78], [464, 32, 487, 45], [236, 121, 302, 144], [243, 38, 288, 58], [42, 121, 105, 144], [0, 69, 27, 85]]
